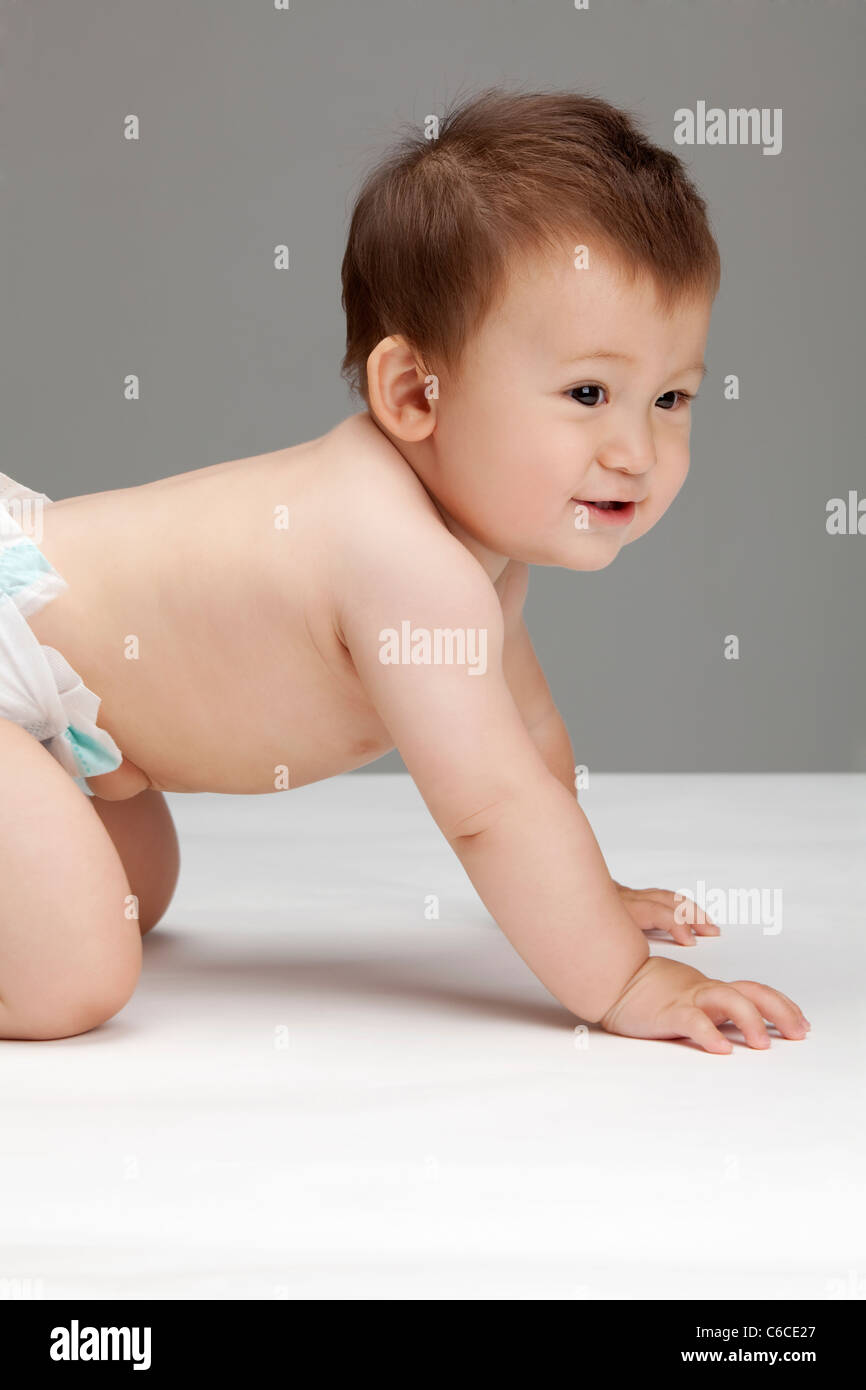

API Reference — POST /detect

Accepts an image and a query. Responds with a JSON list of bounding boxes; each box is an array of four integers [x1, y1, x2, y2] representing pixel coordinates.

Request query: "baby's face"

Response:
[[421, 244, 713, 571]]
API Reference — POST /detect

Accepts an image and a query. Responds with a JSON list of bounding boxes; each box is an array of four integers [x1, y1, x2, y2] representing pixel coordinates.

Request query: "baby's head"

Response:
[[340, 88, 720, 571]]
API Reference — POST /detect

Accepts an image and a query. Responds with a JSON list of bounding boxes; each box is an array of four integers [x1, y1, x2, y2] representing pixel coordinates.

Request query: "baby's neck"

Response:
[[361, 409, 511, 584]]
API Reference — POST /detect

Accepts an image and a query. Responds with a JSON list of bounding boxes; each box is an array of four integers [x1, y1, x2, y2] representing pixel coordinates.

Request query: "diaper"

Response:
[[0, 472, 124, 796]]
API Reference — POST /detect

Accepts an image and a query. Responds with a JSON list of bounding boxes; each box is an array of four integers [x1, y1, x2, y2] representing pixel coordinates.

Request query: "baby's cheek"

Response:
[[657, 452, 691, 509]]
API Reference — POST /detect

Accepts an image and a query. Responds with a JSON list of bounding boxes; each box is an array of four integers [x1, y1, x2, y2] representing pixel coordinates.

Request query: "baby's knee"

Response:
[[0, 934, 142, 1042], [0, 982, 140, 1042]]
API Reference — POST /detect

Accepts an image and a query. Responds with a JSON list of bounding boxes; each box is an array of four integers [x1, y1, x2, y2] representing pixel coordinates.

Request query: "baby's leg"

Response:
[[90, 790, 180, 936], [0, 717, 143, 1040]]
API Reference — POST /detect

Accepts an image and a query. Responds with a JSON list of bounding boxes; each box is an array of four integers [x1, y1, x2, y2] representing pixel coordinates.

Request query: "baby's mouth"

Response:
[[572, 498, 636, 526]]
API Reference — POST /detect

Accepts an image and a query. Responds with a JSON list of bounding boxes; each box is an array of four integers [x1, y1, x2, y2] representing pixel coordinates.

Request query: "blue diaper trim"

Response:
[[0, 537, 54, 600], [62, 722, 124, 788]]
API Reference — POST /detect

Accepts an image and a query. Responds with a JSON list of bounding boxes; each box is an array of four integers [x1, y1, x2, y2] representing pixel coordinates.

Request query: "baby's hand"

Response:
[[598, 955, 811, 1053], [613, 881, 719, 946]]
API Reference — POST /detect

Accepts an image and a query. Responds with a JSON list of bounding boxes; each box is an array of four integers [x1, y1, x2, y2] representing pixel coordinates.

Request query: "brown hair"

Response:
[[340, 85, 721, 405]]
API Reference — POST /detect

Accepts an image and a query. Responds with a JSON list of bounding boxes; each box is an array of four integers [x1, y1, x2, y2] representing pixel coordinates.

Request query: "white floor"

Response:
[[2, 773, 864, 1301]]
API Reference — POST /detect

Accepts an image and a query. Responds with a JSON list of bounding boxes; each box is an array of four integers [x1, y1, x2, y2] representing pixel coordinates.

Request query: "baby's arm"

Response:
[[337, 528, 648, 1023], [336, 521, 809, 1048]]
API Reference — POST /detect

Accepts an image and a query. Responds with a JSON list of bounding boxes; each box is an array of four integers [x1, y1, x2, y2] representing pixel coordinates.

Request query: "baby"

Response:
[[0, 88, 809, 1049]]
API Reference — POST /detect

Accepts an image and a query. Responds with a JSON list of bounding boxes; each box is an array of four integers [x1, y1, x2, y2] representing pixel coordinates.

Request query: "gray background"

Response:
[[1, 0, 863, 771]]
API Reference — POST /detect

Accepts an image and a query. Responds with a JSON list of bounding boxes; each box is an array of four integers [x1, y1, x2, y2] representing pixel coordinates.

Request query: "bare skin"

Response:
[[2, 412, 435, 1038], [26, 413, 403, 797], [3, 244, 810, 1048]]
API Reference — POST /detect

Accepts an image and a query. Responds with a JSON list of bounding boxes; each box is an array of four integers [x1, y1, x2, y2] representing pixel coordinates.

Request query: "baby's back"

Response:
[[26, 413, 428, 795]]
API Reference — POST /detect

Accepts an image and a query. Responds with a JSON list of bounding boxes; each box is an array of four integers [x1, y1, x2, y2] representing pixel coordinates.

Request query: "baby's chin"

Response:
[[555, 507, 662, 569], [559, 543, 625, 572], [499, 539, 624, 571], [542, 529, 631, 571]]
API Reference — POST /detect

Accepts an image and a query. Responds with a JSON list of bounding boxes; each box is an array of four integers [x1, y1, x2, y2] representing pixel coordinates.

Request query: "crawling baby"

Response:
[[0, 87, 809, 1049]]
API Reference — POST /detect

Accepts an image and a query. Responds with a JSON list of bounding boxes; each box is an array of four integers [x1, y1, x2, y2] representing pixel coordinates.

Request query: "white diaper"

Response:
[[0, 473, 124, 796]]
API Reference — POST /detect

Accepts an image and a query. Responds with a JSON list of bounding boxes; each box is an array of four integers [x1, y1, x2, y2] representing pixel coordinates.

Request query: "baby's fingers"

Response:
[[673, 1004, 734, 1054], [696, 985, 772, 1049], [635, 891, 719, 946], [669, 890, 720, 937], [729, 980, 810, 1039], [629, 897, 699, 946]]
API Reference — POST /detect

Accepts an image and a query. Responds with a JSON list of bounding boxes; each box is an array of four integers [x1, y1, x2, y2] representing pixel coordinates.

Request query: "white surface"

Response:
[[2, 773, 864, 1301]]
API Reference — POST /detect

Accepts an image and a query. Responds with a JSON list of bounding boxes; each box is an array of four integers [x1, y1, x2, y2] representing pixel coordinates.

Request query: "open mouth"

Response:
[[572, 498, 636, 527]]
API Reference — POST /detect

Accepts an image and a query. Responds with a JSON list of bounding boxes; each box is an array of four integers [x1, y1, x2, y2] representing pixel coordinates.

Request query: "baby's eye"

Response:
[[656, 390, 695, 411], [568, 384, 607, 407]]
